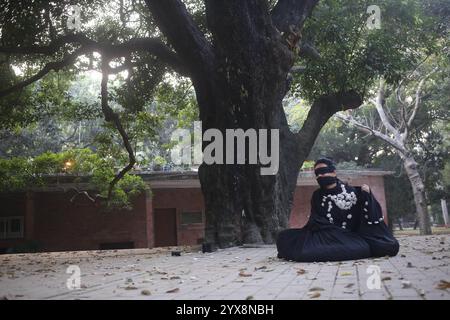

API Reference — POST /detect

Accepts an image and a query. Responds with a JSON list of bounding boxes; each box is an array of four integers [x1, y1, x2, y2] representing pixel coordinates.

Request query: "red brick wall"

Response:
[[31, 192, 148, 252], [0, 175, 390, 252], [340, 176, 389, 224], [289, 186, 317, 228], [151, 188, 205, 246]]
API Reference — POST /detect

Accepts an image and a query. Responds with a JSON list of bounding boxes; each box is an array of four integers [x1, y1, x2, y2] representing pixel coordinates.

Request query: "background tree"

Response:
[[336, 56, 449, 234]]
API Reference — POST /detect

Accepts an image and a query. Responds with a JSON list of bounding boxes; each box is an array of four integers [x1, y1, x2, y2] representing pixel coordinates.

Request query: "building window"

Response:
[[0, 217, 24, 239], [181, 211, 203, 225]]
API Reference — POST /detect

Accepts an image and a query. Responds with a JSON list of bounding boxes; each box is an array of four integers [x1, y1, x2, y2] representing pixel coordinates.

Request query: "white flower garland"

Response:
[[320, 184, 358, 228], [322, 184, 357, 211]]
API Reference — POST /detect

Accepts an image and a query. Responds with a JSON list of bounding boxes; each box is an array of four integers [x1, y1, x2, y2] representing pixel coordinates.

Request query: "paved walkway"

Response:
[[1, 235, 449, 300]]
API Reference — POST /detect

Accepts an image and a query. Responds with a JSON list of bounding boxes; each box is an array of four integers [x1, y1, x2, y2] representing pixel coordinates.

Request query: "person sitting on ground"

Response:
[[276, 157, 399, 262]]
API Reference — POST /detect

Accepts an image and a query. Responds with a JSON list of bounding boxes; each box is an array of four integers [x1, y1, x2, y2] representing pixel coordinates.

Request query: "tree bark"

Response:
[[441, 199, 449, 227], [197, 1, 301, 247], [402, 155, 432, 235]]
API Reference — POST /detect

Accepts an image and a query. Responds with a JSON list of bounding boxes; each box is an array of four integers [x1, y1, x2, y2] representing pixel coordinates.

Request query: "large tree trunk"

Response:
[[146, 1, 362, 248], [196, 1, 301, 247], [402, 155, 432, 235]]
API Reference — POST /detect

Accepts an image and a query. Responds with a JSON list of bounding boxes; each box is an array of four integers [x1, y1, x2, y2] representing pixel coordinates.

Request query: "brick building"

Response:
[[0, 170, 391, 253]]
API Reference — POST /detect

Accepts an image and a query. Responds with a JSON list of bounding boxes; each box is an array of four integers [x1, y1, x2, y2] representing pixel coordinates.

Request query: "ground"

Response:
[[0, 234, 449, 300]]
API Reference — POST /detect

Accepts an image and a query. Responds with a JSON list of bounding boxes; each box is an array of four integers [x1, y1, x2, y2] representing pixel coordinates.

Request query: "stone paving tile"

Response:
[[0, 234, 449, 300]]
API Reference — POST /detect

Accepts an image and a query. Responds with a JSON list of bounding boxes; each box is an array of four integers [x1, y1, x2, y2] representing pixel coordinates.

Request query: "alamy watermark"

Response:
[[67, 5, 81, 32], [66, 265, 81, 290], [366, 265, 381, 290], [366, 5, 381, 30], [170, 121, 279, 175]]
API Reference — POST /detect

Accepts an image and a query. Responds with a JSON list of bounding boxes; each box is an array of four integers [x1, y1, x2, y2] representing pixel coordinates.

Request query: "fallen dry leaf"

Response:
[[239, 271, 252, 277], [155, 270, 168, 275], [297, 268, 306, 275], [254, 266, 267, 271], [307, 292, 321, 298], [141, 290, 151, 296], [309, 287, 324, 291], [401, 281, 412, 288], [382, 276, 392, 281], [166, 288, 180, 293], [436, 280, 450, 290], [124, 286, 138, 290]]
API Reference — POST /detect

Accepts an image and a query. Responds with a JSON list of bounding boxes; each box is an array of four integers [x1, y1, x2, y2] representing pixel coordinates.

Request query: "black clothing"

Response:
[[277, 181, 399, 262]]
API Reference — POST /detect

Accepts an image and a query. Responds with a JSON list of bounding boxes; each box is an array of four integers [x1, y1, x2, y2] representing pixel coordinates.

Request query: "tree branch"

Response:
[[100, 59, 136, 200], [370, 78, 400, 137], [102, 38, 190, 75], [0, 34, 96, 55], [0, 47, 89, 98], [0, 35, 188, 74], [335, 113, 407, 155], [145, 0, 213, 76], [296, 90, 362, 157], [407, 67, 438, 129], [0, 36, 189, 98]]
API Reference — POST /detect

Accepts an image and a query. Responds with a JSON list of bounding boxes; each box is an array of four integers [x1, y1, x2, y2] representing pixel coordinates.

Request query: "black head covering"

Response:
[[314, 157, 336, 171]]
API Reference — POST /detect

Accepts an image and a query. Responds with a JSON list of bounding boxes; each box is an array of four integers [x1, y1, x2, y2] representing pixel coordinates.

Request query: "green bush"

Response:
[[0, 148, 148, 210]]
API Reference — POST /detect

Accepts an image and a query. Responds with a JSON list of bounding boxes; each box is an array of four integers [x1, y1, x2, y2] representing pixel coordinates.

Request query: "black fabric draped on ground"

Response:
[[276, 180, 399, 262]]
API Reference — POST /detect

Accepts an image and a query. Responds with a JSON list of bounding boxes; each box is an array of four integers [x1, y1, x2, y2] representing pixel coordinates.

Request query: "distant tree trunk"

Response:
[[337, 73, 437, 236], [441, 199, 449, 227], [402, 155, 432, 235]]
